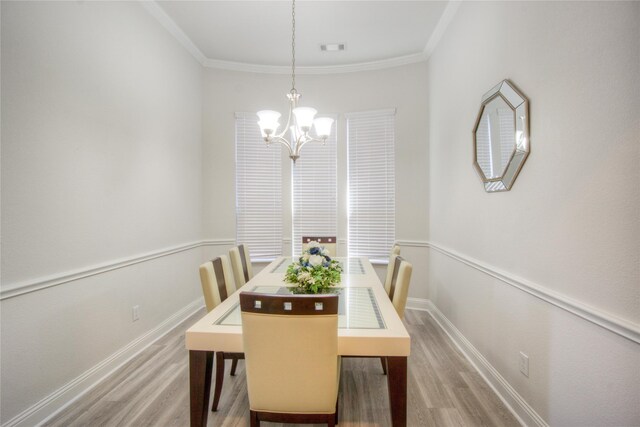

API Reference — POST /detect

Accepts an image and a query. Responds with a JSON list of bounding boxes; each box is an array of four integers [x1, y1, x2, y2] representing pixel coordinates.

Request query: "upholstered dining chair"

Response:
[[380, 256, 413, 375], [301, 236, 337, 256], [240, 292, 340, 427], [229, 244, 253, 288], [388, 256, 413, 319], [384, 244, 401, 297], [198, 255, 244, 411], [391, 243, 401, 256]]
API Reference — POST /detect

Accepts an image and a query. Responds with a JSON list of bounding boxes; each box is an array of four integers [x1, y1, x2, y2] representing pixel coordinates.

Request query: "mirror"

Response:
[[473, 80, 530, 192]]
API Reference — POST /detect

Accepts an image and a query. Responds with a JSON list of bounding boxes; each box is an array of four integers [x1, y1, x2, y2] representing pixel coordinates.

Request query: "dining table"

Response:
[[185, 256, 411, 427]]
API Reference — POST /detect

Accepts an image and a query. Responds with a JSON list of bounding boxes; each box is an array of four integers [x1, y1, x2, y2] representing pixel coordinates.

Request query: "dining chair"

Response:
[[301, 236, 337, 256], [240, 292, 340, 427], [380, 256, 413, 375], [383, 244, 401, 297], [229, 244, 254, 288], [198, 255, 244, 411], [391, 243, 401, 256], [389, 256, 413, 319]]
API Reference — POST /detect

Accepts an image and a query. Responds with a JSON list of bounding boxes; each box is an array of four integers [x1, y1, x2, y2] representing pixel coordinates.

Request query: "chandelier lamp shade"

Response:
[[256, 0, 334, 163]]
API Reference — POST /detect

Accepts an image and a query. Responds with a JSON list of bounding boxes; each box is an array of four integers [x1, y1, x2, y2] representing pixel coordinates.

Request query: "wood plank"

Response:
[[45, 309, 521, 427]]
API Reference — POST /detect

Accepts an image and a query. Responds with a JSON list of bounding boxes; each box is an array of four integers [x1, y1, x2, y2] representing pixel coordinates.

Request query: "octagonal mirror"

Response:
[[473, 80, 530, 192]]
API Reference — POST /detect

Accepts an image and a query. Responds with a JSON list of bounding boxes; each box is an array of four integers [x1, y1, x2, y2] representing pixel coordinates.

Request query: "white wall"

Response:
[[1, 2, 204, 424], [426, 1, 639, 425], [202, 64, 430, 299]]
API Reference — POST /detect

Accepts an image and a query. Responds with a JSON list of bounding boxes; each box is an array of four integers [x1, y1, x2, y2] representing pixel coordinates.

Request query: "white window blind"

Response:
[[347, 109, 396, 262], [292, 115, 338, 256], [235, 112, 282, 261]]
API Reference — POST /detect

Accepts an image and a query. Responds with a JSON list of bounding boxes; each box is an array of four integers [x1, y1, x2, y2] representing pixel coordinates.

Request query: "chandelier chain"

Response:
[[291, 0, 296, 93]]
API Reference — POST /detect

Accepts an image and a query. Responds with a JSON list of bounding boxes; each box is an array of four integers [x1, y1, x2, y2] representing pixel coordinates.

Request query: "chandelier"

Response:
[[256, 0, 334, 164]]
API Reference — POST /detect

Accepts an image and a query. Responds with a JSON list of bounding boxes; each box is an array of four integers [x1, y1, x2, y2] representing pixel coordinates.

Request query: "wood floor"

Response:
[[45, 309, 520, 427]]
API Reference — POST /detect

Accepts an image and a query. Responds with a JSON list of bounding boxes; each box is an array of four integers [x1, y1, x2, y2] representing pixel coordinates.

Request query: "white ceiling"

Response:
[[151, 1, 455, 73]]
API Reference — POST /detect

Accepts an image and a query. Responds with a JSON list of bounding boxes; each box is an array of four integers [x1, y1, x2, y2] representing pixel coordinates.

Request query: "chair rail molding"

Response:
[[1, 239, 235, 300], [428, 241, 640, 344]]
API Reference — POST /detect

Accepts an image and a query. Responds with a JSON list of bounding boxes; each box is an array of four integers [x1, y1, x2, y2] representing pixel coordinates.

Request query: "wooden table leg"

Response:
[[386, 356, 407, 427], [190, 350, 213, 427]]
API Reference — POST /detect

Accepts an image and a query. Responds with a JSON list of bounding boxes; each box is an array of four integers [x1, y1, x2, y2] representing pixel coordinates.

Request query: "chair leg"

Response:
[[230, 356, 239, 376], [211, 352, 225, 411], [250, 410, 259, 427], [380, 357, 388, 375]]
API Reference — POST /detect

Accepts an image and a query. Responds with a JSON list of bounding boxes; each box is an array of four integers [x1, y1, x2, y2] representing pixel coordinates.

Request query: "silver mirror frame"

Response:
[[472, 79, 530, 192]]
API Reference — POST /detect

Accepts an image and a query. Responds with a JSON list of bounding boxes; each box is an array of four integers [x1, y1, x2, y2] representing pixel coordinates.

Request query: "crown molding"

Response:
[[139, 0, 206, 65], [203, 52, 427, 75], [141, 0, 431, 75], [423, 0, 461, 59]]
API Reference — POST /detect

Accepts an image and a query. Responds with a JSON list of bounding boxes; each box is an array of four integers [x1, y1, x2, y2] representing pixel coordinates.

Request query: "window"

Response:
[[235, 112, 282, 260], [291, 115, 338, 255], [347, 109, 396, 262]]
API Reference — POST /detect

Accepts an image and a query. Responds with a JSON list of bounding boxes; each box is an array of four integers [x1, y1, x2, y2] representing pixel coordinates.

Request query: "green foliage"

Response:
[[284, 248, 342, 294]]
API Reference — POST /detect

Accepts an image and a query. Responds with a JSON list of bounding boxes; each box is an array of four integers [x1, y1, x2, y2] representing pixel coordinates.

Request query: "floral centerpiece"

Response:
[[284, 241, 342, 294]]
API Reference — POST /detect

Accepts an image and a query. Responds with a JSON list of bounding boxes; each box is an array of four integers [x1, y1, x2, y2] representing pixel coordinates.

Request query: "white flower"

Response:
[[307, 240, 321, 248], [309, 254, 324, 267], [321, 248, 330, 256], [301, 253, 310, 262], [298, 271, 312, 282]]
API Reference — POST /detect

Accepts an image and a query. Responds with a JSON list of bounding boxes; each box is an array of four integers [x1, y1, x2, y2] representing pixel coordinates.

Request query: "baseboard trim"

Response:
[[406, 297, 430, 311], [1, 239, 235, 300], [423, 301, 548, 427], [3, 299, 205, 427]]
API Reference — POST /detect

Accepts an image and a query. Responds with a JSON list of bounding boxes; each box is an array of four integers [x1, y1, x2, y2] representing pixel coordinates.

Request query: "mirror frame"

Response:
[[472, 79, 530, 192]]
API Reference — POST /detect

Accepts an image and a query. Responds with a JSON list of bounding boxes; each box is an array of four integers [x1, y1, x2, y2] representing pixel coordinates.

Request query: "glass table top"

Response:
[[270, 257, 366, 275], [215, 286, 385, 329]]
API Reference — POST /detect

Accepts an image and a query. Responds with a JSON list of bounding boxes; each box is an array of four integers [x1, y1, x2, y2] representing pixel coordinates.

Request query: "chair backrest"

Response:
[[391, 244, 401, 256], [384, 253, 400, 296], [301, 236, 337, 256], [240, 292, 339, 413], [388, 256, 413, 320], [229, 244, 253, 288], [384, 245, 402, 295], [199, 255, 236, 312]]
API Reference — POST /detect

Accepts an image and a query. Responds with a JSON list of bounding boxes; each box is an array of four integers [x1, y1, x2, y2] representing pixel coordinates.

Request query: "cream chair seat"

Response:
[[240, 292, 340, 427], [198, 255, 244, 411], [229, 244, 253, 288]]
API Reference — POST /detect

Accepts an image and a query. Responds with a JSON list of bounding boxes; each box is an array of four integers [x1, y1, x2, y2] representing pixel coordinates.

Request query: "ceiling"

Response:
[[150, 1, 455, 73]]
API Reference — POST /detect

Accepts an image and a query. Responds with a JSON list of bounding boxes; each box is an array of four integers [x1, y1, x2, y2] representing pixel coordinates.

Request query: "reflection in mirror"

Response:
[[473, 80, 530, 192], [476, 96, 515, 179]]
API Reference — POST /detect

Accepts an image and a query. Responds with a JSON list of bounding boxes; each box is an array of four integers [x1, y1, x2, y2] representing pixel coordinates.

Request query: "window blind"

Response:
[[235, 112, 282, 261], [292, 115, 338, 256], [346, 109, 396, 262]]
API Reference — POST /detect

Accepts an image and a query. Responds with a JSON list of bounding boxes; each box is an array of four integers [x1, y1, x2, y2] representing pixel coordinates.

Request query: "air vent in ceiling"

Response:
[[320, 43, 345, 52]]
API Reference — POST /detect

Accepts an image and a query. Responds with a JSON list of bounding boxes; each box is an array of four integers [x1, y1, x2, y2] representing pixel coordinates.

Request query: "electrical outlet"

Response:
[[519, 351, 529, 377], [132, 305, 140, 322]]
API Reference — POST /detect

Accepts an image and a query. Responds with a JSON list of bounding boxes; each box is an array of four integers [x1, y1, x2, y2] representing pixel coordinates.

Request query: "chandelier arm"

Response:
[[296, 136, 326, 154], [269, 136, 295, 157]]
